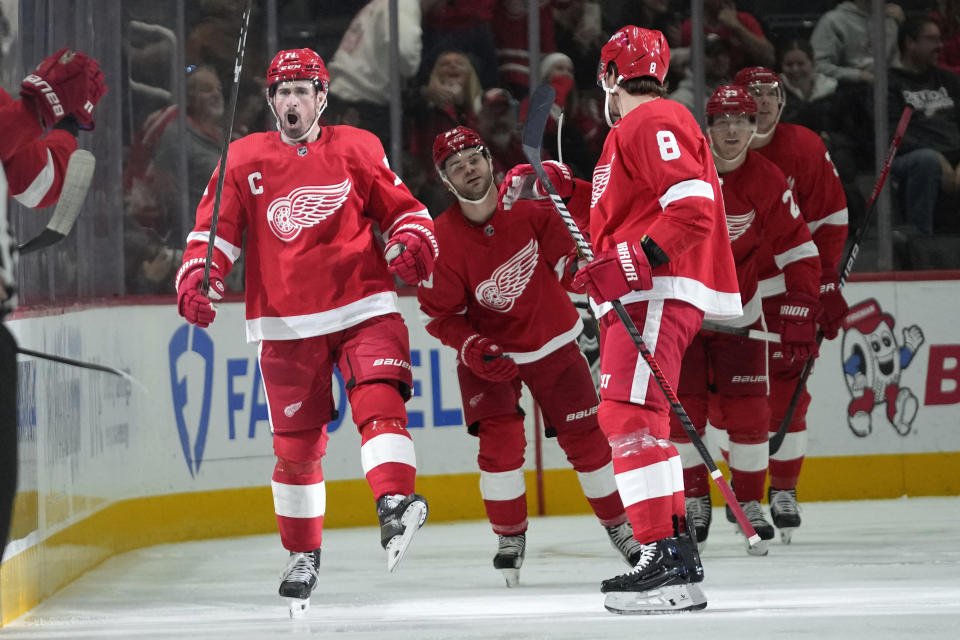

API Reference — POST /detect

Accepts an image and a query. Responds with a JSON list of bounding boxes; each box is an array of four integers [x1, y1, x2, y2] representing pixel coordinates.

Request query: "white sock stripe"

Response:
[[729, 441, 769, 473], [360, 432, 417, 475], [770, 430, 807, 462], [668, 452, 683, 493], [615, 459, 675, 507], [576, 461, 618, 499], [673, 440, 702, 469], [271, 480, 326, 518], [480, 468, 526, 501]]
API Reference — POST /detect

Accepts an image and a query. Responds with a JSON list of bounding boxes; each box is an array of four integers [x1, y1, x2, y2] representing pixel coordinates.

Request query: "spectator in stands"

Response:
[[778, 38, 867, 232], [326, 0, 426, 150], [680, 0, 775, 71], [932, 0, 960, 74], [420, 0, 499, 89], [409, 50, 484, 213], [492, 0, 556, 99], [476, 88, 525, 184], [670, 34, 732, 116], [888, 15, 960, 236], [517, 52, 604, 178], [810, 0, 904, 84]]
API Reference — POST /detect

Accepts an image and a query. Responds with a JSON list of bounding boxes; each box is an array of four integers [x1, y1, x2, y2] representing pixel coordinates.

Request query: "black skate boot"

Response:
[[605, 521, 646, 566], [601, 537, 707, 614], [279, 549, 320, 618], [768, 486, 801, 544], [684, 494, 712, 550], [493, 532, 526, 587], [377, 493, 428, 572]]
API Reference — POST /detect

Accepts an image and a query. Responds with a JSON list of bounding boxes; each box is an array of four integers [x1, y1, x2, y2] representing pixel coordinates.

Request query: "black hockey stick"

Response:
[[17, 150, 95, 254], [522, 85, 763, 551], [769, 106, 913, 455], [16, 347, 146, 391], [202, 0, 252, 295]]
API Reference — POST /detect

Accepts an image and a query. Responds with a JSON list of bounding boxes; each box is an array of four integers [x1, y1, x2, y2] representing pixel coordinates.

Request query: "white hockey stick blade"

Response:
[[604, 583, 708, 615], [385, 499, 427, 573], [18, 149, 95, 254]]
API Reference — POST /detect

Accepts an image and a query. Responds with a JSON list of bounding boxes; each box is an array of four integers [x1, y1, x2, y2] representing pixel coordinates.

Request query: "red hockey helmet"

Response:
[[733, 66, 781, 88], [433, 126, 486, 172], [706, 85, 757, 117], [597, 26, 670, 88], [267, 48, 329, 95]]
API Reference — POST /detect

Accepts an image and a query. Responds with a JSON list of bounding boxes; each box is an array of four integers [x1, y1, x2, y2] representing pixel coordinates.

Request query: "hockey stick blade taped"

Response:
[[18, 149, 95, 254]]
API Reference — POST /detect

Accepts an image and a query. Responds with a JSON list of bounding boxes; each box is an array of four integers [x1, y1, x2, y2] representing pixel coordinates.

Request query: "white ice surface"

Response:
[[3, 497, 959, 639]]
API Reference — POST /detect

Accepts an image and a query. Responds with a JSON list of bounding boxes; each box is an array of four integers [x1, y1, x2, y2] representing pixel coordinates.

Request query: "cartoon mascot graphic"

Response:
[[841, 299, 924, 437]]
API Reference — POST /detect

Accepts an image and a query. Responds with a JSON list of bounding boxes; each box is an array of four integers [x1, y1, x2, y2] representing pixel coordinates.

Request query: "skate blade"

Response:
[[286, 597, 310, 619], [604, 583, 707, 615], [500, 568, 520, 588], [779, 526, 797, 544], [386, 501, 427, 572]]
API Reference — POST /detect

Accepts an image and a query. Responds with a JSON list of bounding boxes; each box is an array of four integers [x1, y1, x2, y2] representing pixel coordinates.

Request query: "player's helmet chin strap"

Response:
[[439, 155, 496, 206], [752, 85, 784, 144], [268, 92, 328, 143], [600, 74, 624, 128]]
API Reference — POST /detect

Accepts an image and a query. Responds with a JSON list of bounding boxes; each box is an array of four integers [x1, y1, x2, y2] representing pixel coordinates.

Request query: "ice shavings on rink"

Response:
[[2, 496, 959, 639]]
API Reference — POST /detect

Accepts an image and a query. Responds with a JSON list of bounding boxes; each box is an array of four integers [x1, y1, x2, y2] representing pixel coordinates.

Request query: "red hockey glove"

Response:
[[556, 250, 586, 294], [498, 160, 574, 210], [21, 48, 106, 129], [175, 258, 225, 328], [818, 275, 848, 340], [460, 334, 519, 382], [778, 292, 821, 362], [385, 224, 438, 285], [573, 241, 653, 304]]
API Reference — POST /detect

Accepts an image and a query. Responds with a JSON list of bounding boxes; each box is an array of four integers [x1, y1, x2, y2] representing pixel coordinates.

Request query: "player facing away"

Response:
[[419, 126, 647, 587], [175, 48, 437, 616], [526, 26, 742, 614], [1, 46, 106, 558], [669, 86, 821, 554], [732, 67, 849, 543]]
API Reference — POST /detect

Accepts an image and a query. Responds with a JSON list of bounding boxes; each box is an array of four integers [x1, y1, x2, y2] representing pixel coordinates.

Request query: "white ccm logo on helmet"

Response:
[[265, 179, 352, 241]]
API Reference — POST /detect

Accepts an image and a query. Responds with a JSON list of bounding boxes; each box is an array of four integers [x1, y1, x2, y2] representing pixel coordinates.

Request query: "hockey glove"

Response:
[[461, 334, 519, 382], [498, 161, 574, 210], [817, 275, 848, 340], [778, 292, 821, 362], [21, 48, 106, 129], [573, 241, 653, 304], [175, 259, 224, 328], [385, 224, 438, 285], [556, 250, 586, 294]]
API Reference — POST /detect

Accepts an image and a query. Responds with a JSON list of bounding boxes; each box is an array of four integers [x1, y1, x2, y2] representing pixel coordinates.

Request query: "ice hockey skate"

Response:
[[769, 486, 801, 543], [684, 494, 712, 550], [605, 521, 645, 566], [601, 537, 707, 614], [377, 493, 428, 572], [493, 532, 525, 587], [279, 549, 320, 618]]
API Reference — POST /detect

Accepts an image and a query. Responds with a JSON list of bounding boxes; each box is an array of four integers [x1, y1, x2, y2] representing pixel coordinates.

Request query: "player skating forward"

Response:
[[732, 67, 849, 542], [175, 49, 436, 617], [419, 126, 647, 587], [669, 86, 821, 554], [509, 26, 741, 613], [1, 47, 106, 558]]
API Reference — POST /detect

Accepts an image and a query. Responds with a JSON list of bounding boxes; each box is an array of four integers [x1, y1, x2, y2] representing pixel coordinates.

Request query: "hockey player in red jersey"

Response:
[[733, 67, 849, 542], [175, 49, 437, 614], [1, 47, 106, 558], [669, 86, 821, 553], [419, 126, 646, 587], [506, 26, 740, 613]]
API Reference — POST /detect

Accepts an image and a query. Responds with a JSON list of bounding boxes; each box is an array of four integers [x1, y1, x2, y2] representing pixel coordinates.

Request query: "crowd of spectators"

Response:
[[118, 0, 960, 295]]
